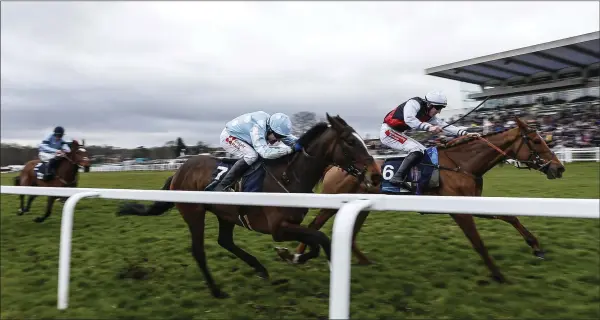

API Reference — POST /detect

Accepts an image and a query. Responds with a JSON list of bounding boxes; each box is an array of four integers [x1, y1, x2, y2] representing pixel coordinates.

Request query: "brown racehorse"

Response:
[[280, 117, 565, 283], [14, 140, 91, 223], [117, 114, 377, 298]]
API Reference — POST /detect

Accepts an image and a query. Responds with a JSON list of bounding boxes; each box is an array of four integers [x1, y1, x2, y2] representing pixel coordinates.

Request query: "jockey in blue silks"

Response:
[[38, 126, 71, 180], [205, 111, 301, 192]]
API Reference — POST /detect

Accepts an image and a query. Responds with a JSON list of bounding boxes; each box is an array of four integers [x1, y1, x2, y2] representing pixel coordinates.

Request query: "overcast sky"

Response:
[[1, 1, 598, 148]]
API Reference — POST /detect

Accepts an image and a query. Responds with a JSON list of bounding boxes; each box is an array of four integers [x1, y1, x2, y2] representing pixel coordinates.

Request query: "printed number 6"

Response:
[[215, 166, 229, 180], [383, 165, 395, 180]]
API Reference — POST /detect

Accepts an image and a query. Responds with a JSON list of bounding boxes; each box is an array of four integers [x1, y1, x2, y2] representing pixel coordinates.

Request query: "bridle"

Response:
[[442, 126, 553, 178], [476, 127, 553, 174], [53, 147, 90, 185]]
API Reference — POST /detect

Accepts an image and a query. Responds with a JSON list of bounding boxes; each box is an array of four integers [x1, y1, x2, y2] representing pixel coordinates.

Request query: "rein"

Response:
[[436, 127, 552, 179], [272, 129, 369, 193]]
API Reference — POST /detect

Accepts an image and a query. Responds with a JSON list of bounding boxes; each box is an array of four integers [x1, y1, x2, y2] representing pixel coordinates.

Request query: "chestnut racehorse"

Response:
[[14, 140, 91, 223], [282, 117, 565, 283]]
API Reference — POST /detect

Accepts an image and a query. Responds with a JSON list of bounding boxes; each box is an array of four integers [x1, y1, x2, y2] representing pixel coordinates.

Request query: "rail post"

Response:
[[329, 199, 373, 320], [57, 191, 100, 310]]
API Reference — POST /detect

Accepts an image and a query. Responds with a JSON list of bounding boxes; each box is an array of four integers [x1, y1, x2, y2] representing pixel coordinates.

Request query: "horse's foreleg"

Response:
[[351, 210, 372, 265], [496, 215, 544, 259], [451, 213, 506, 283], [34, 196, 57, 223], [294, 208, 335, 255], [216, 217, 269, 279], [275, 221, 331, 265]]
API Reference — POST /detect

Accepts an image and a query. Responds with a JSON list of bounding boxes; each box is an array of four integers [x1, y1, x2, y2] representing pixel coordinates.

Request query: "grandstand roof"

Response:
[[425, 31, 600, 86]]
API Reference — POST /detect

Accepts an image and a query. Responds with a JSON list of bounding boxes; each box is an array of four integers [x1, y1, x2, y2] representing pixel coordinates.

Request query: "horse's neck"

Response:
[[57, 158, 77, 182], [275, 146, 329, 193], [442, 129, 519, 176]]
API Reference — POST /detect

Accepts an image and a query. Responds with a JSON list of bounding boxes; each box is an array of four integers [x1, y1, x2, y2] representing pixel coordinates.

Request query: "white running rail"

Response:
[[1, 186, 598, 319]]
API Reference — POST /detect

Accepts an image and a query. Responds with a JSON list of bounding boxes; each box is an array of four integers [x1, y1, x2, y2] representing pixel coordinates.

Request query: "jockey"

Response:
[[380, 91, 480, 190], [38, 126, 71, 180], [206, 111, 301, 192]]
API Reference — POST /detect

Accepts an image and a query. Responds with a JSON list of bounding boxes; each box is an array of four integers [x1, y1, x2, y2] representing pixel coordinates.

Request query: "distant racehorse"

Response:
[[281, 117, 565, 283], [117, 114, 379, 298], [14, 140, 91, 223]]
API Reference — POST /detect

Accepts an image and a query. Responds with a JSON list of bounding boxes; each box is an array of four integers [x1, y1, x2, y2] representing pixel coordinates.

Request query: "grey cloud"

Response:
[[1, 1, 599, 149]]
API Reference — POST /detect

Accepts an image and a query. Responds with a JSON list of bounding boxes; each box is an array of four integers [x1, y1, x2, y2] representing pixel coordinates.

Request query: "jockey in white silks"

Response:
[[38, 126, 71, 180], [379, 91, 480, 190], [205, 111, 301, 192]]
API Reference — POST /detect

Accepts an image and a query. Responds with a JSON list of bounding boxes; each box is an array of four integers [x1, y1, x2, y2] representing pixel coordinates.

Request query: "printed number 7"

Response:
[[215, 166, 229, 180]]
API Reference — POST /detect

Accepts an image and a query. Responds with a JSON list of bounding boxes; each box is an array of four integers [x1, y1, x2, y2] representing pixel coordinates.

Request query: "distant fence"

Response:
[[2, 147, 598, 174], [1, 185, 599, 319]]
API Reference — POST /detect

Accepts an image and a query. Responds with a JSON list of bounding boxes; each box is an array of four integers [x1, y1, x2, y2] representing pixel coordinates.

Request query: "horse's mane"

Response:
[[296, 122, 330, 147], [262, 122, 330, 166], [438, 128, 511, 150]]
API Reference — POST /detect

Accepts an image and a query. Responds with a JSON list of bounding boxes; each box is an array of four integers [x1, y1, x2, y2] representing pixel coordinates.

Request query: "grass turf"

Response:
[[1, 163, 599, 319]]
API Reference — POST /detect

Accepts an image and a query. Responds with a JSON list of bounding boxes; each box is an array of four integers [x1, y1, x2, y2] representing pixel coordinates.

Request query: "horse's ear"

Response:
[[326, 113, 344, 132], [334, 114, 348, 126], [514, 116, 528, 129]]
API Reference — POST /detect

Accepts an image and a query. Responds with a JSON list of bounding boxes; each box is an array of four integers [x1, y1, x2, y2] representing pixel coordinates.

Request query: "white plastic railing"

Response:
[[1, 185, 598, 319]]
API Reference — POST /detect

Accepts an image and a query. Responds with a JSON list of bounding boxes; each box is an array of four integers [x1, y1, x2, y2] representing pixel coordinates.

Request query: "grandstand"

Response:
[[421, 31, 599, 150]]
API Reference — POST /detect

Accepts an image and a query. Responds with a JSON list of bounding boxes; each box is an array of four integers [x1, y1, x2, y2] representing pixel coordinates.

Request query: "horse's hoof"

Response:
[[17, 209, 26, 216], [212, 290, 229, 299], [33, 217, 45, 223], [256, 270, 270, 280], [534, 250, 545, 259], [275, 247, 295, 262], [356, 259, 373, 266], [492, 273, 506, 283]]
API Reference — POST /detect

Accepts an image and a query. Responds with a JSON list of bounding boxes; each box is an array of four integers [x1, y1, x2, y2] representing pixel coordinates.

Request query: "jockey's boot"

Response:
[[389, 151, 424, 190], [212, 159, 250, 192], [43, 158, 58, 181]]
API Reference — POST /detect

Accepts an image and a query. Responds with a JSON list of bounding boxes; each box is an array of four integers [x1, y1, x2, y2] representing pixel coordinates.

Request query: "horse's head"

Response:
[[511, 117, 565, 179], [68, 140, 91, 169], [298, 113, 376, 186]]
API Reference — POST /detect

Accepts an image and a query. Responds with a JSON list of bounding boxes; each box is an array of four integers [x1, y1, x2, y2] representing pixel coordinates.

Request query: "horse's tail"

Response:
[[117, 175, 175, 216], [13, 175, 20, 186]]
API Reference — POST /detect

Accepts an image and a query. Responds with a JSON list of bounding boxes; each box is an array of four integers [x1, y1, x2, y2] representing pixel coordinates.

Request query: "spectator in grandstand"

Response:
[[379, 91, 480, 190], [205, 111, 300, 192], [38, 126, 71, 181]]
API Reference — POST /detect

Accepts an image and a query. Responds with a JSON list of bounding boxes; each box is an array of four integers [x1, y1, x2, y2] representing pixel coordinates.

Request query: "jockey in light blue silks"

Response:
[[205, 111, 301, 192], [38, 126, 71, 180]]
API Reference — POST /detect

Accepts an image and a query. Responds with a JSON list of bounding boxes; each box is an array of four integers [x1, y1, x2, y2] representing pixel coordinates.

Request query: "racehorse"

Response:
[[279, 117, 565, 283], [117, 114, 377, 298], [14, 140, 91, 223]]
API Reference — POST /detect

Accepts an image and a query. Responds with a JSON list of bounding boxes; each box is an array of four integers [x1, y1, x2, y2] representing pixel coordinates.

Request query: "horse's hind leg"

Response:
[[216, 217, 269, 279], [34, 196, 56, 223], [179, 204, 228, 299], [24, 195, 37, 212], [451, 213, 506, 283], [496, 215, 544, 259], [18, 195, 26, 215]]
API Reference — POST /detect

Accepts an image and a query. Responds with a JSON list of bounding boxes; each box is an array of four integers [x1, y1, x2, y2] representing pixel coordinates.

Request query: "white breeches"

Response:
[[379, 123, 426, 154], [220, 128, 259, 165], [38, 152, 58, 163]]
